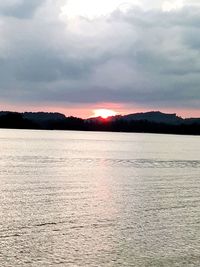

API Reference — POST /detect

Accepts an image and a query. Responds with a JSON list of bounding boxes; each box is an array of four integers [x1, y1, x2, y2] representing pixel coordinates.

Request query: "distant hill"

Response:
[[0, 111, 67, 129], [0, 111, 66, 121], [23, 112, 66, 122], [121, 111, 184, 124], [88, 111, 200, 125]]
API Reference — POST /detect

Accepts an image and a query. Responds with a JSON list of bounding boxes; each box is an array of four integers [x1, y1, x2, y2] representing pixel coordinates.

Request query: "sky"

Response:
[[0, 0, 200, 118]]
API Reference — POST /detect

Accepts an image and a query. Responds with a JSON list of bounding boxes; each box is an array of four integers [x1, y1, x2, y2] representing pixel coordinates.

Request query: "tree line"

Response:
[[0, 112, 200, 135]]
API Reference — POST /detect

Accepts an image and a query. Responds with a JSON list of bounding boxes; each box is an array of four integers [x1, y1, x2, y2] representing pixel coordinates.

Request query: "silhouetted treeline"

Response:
[[109, 118, 200, 135], [0, 112, 38, 129], [85, 118, 200, 135], [0, 112, 200, 135]]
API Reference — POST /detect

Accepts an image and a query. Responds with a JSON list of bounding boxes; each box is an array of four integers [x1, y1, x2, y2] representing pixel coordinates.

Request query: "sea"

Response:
[[0, 129, 200, 266]]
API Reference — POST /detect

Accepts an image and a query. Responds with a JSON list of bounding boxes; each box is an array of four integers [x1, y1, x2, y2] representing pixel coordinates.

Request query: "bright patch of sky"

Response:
[[60, 0, 200, 19], [60, 0, 142, 19]]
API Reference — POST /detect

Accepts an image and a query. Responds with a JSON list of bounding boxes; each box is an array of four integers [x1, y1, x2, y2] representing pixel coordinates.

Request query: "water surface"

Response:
[[0, 129, 200, 266]]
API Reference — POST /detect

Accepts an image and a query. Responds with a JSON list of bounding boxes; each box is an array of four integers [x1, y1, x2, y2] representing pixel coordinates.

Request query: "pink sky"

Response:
[[0, 101, 199, 119]]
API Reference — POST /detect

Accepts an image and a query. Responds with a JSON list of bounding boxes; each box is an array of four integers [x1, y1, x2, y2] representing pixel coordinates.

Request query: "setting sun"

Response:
[[93, 109, 117, 119]]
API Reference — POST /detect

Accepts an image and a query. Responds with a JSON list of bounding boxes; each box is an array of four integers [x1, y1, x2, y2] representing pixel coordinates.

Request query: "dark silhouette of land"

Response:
[[0, 111, 199, 135]]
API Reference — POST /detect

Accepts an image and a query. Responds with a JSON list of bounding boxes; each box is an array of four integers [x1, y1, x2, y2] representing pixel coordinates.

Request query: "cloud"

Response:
[[0, 0, 199, 113], [0, 0, 46, 18]]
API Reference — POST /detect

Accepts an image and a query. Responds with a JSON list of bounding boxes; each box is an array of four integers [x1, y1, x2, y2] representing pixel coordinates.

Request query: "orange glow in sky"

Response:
[[93, 109, 117, 119]]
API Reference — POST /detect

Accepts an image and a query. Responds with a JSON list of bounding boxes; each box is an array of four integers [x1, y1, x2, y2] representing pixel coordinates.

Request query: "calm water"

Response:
[[0, 129, 200, 267]]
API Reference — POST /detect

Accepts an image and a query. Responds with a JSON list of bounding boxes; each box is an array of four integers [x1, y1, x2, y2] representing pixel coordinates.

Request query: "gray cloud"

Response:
[[0, 0, 45, 18], [0, 0, 200, 113]]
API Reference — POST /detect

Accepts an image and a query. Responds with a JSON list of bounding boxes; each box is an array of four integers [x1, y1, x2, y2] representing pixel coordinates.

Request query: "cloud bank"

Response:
[[0, 0, 200, 115]]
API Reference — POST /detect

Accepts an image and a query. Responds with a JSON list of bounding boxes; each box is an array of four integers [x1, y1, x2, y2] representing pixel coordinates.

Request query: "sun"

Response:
[[93, 109, 117, 119]]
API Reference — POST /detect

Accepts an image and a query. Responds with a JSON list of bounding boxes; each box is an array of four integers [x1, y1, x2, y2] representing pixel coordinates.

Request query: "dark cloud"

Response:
[[0, 0, 199, 113]]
